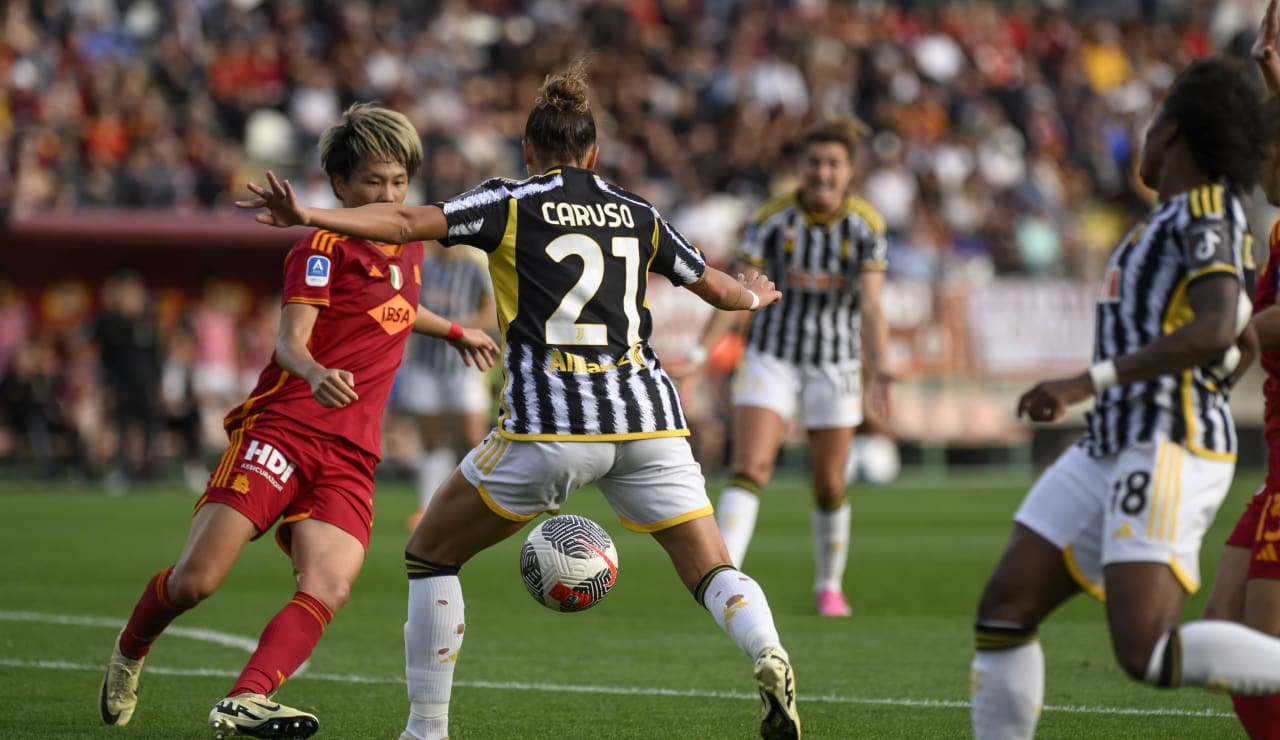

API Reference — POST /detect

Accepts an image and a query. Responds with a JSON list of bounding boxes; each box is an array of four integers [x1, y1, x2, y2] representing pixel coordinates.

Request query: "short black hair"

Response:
[[1159, 57, 1266, 192]]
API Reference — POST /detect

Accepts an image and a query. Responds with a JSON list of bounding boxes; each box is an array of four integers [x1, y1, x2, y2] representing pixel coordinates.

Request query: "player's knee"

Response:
[[166, 568, 220, 607], [295, 574, 352, 611], [1112, 632, 1163, 683], [976, 576, 1039, 627]]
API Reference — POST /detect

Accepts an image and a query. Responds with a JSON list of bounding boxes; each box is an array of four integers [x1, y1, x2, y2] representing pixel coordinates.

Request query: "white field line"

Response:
[[0, 611, 1234, 719]]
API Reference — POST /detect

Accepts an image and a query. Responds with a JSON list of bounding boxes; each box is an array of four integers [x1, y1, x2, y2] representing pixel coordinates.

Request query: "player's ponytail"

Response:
[[525, 57, 597, 166]]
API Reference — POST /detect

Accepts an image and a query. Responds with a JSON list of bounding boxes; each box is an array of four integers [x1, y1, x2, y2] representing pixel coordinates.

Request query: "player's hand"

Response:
[[1256, 0, 1279, 62], [740, 272, 782, 310], [1017, 373, 1093, 423], [451, 328, 500, 370], [236, 171, 310, 228], [307, 368, 359, 408], [865, 370, 893, 422]]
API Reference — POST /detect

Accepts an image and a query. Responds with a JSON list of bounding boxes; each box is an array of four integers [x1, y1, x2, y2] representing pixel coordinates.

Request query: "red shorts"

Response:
[[1225, 479, 1280, 580], [197, 413, 378, 553]]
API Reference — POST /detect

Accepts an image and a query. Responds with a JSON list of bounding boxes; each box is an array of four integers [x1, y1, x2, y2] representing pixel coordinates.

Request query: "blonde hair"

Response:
[[319, 103, 424, 180], [525, 57, 597, 165]]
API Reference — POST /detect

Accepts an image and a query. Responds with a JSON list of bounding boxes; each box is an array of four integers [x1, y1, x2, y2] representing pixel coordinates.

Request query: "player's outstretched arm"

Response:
[[237, 171, 449, 244], [412, 306, 499, 370], [685, 267, 781, 312], [1018, 275, 1244, 423], [1256, 0, 1280, 92], [276, 303, 359, 408]]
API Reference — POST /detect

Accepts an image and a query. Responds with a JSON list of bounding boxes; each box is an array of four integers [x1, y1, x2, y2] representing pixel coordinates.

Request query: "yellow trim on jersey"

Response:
[[1208, 184, 1224, 217], [285, 297, 330, 307], [860, 259, 889, 273], [1161, 266, 1238, 335], [490, 198, 520, 335], [1168, 556, 1198, 593], [618, 505, 715, 533], [474, 482, 539, 523], [1189, 189, 1202, 218], [497, 428, 690, 442], [642, 218, 660, 311], [847, 194, 887, 234], [1063, 545, 1106, 602], [1178, 370, 1238, 462], [1244, 234, 1256, 271], [752, 192, 798, 225]]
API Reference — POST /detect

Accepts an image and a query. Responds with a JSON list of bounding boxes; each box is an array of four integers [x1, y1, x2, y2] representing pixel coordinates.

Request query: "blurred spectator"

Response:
[[0, 334, 78, 477], [2, 0, 1261, 279], [91, 270, 162, 489]]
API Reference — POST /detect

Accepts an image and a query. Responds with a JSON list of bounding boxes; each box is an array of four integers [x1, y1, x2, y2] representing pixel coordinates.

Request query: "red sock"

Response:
[[229, 591, 333, 698], [1233, 694, 1280, 739], [119, 566, 185, 660]]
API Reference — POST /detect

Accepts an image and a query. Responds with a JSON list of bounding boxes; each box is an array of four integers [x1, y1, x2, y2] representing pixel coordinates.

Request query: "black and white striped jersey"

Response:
[[738, 192, 887, 366], [438, 166, 706, 440], [1084, 183, 1248, 461], [404, 251, 492, 381]]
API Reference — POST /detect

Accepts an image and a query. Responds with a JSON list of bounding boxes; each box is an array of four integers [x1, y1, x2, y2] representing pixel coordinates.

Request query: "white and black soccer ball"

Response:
[[519, 515, 619, 612]]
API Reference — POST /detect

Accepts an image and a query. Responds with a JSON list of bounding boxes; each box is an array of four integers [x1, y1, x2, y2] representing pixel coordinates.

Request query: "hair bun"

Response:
[[536, 57, 591, 114]]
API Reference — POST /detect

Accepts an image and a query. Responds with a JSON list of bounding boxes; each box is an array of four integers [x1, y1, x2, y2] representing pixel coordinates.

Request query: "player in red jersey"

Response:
[[1200, 4, 1280, 737], [97, 103, 498, 739]]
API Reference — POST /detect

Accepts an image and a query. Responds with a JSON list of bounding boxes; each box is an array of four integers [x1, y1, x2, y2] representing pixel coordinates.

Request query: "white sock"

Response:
[[405, 575, 464, 740], [812, 503, 851, 593], [700, 568, 784, 660], [971, 641, 1044, 740], [716, 487, 760, 568], [1147, 620, 1280, 694], [416, 449, 456, 511]]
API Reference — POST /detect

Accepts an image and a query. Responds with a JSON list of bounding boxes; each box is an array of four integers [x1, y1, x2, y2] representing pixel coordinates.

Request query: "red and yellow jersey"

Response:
[[1261, 220, 1280, 448], [225, 230, 425, 459]]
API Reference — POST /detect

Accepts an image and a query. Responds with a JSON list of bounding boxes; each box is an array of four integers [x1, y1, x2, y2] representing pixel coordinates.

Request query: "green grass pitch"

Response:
[[0, 469, 1257, 739]]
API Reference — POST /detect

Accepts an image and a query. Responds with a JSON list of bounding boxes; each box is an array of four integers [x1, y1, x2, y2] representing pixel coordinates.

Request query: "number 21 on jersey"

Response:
[[544, 234, 642, 347]]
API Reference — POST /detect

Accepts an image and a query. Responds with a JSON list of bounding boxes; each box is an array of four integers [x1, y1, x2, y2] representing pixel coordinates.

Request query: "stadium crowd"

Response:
[[0, 0, 1267, 480]]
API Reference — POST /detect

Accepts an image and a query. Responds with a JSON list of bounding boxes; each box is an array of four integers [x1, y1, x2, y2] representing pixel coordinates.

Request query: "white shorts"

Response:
[[397, 367, 489, 415], [460, 432, 712, 533], [1015, 440, 1234, 599], [731, 350, 862, 429]]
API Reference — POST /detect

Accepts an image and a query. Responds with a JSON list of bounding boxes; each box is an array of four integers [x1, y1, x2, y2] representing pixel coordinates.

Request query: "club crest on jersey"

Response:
[[1099, 265, 1121, 303], [389, 264, 403, 290], [305, 255, 331, 287]]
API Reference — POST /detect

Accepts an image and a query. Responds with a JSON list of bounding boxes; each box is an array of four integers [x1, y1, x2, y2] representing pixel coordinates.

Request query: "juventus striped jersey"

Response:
[[437, 166, 707, 440], [738, 192, 887, 366], [404, 250, 493, 381], [1083, 183, 1249, 460]]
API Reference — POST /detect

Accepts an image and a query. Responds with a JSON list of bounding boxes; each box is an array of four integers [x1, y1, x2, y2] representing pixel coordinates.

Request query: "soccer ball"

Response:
[[519, 515, 619, 612], [845, 433, 901, 486]]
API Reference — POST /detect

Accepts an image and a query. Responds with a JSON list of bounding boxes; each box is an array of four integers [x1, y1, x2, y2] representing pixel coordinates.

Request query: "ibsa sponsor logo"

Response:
[[367, 294, 416, 335], [237, 439, 297, 491], [305, 255, 331, 287]]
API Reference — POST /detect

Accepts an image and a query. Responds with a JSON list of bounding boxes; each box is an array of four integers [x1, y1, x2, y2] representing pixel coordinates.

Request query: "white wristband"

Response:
[[687, 344, 708, 366], [747, 291, 760, 311], [1088, 359, 1118, 392]]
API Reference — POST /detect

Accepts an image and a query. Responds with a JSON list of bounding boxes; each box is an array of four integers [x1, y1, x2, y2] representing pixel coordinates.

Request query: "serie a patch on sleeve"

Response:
[[305, 255, 331, 287]]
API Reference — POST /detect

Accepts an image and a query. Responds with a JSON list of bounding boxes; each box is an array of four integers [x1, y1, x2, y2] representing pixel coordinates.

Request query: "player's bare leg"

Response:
[[972, 524, 1080, 740], [402, 470, 528, 740], [807, 425, 856, 616], [717, 405, 788, 567], [653, 516, 800, 739], [1203, 549, 1280, 738], [101, 504, 256, 726]]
